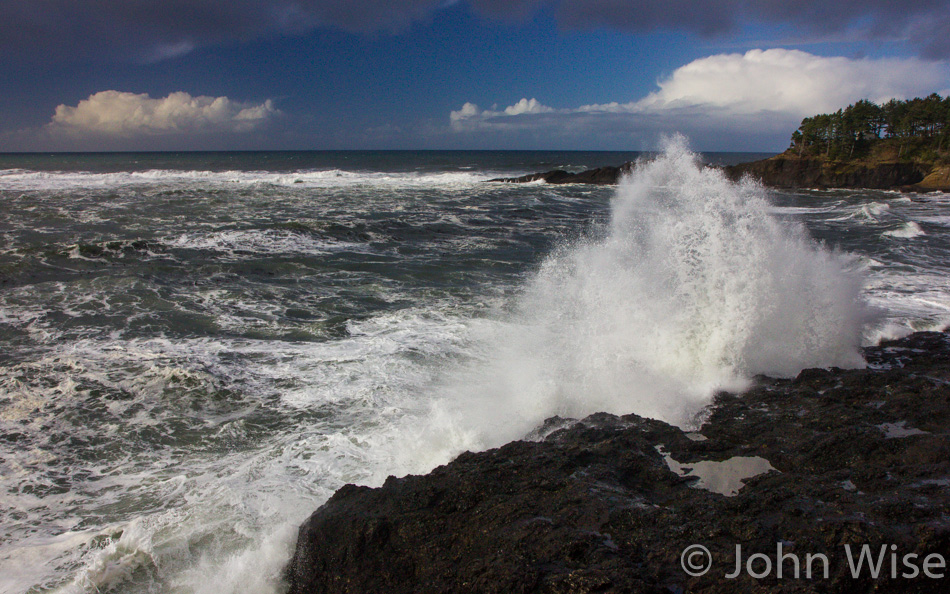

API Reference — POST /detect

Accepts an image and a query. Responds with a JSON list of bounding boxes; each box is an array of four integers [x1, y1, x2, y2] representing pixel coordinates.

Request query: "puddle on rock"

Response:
[[656, 445, 777, 497]]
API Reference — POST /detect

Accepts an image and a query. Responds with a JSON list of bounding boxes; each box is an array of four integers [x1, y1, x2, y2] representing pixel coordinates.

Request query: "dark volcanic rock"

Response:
[[490, 163, 635, 185], [724, 156, 933, 190], [491, 156, 949, 191], [287, 331, 950, 593]]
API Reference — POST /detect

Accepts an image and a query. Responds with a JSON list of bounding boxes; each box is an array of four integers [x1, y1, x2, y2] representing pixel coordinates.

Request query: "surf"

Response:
[[0, 142, 880, 594], [411, 137, 872, 463]]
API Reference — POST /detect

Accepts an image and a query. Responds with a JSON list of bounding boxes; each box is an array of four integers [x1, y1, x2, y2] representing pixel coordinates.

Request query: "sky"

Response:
[[1, 0, 949, 152]]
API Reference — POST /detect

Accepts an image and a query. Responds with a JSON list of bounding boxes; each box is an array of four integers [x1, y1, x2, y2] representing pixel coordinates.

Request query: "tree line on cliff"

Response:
[[790, 93, 950, 162]]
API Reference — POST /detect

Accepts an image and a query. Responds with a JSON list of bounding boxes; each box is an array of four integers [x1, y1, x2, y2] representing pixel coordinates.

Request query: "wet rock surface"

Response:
[[489, 163, 635, 185], [287, 331, 950, 593]]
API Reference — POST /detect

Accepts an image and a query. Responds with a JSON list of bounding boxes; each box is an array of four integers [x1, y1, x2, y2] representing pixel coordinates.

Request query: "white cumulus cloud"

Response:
[[503, 97, 556, 116], [621, 49, 948, 115], [451, 97, 557, 129], [450, 102, 483, 122], [450, 49, 950, 149], [49, 90, 278, 136]]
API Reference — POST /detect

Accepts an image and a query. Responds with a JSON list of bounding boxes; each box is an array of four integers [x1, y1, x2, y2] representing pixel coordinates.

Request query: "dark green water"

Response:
[[1, 149, 947, 593]]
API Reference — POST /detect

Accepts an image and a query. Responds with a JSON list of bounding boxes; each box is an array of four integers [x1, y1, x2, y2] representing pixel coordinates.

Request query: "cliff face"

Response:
[[917, 165, 950, 191], [490, 158, 950, 191], [724, 156, 941, 190], [286, 331, 950, 594]]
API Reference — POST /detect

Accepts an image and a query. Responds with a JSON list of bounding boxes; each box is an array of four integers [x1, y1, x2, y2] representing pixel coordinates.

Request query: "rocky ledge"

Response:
[[489, 163, 635, 185], [287, 331, 950, 593], [723, 157, 950, 192], [489, 158, 950, 191]]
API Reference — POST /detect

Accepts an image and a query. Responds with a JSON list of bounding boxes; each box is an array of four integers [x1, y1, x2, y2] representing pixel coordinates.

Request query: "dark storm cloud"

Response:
[[467, 0, 546, 20], [557, 0, 739, 36], [554, 0, 950, 58], [2, 0, 948, 63], [0, 0, 443, 62], [471, 0, 950, 58]]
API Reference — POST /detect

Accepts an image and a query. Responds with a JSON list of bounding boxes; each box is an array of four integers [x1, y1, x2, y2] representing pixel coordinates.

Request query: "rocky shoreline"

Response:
[[489, 162, 635, 185], [286, 330, 950, 593], [723, 156, 950, 192], [489, 157, 950, 191]]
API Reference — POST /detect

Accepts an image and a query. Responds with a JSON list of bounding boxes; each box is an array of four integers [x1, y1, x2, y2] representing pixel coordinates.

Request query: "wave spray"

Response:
[[20, 141, 874, 594], [421, 138, 870, 454]]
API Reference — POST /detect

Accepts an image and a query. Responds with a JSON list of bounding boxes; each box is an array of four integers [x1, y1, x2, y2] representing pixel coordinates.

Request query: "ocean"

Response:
[[1, 142, 948, 593]]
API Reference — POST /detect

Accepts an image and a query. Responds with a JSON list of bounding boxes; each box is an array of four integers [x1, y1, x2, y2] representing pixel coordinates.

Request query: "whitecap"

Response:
[[883, 221, 926, 238]]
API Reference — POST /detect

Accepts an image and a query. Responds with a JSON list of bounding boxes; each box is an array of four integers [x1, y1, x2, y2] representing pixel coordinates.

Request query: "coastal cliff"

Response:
[[490, 157, 950, 191], [286, 330, 950, 594], [725, 94, 949, 191], [493, 94, 950, 191], [723, 156, 949, 191]]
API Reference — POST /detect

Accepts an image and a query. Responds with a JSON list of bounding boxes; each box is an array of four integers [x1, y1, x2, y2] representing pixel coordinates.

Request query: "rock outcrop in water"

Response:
[[489, 163, 635, 185], [287, 331, 950, 594]]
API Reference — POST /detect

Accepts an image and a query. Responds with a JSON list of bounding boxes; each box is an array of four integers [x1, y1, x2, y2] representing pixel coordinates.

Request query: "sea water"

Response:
[[1, 143, 948, 593]]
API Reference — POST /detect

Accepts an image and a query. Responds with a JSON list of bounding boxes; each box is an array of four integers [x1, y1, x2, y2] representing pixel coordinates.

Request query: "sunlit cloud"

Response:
[[48, 91, 279, 137], [449, 49, 950, 149]]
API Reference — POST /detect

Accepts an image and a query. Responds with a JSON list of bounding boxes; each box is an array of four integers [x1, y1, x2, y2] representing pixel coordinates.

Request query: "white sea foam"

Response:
[[163, 229, 360, 257], [828, 200, 893, 223], [767, 204, 840, 215], [76, 140, 871, 594], [862, 262, 950, 341], [0, 168, 490, 191], [0, 304, 479, 594], [395, 138, 872, 470], [0, 142, 894, 594], [860, 202, 891, 219], [918, 214, 950, 227], [883, 221, 926, 238]]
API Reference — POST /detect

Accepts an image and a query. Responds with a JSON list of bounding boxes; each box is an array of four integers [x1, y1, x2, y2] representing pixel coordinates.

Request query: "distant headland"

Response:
[[726, 94, 950, 191], [491, 94, 950, 191]]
